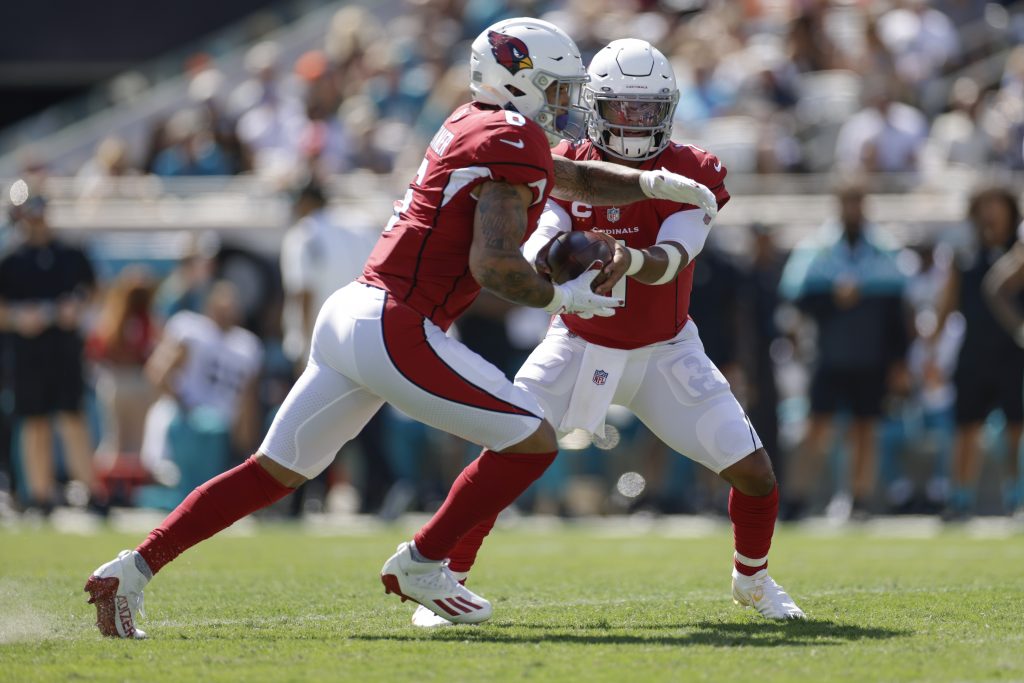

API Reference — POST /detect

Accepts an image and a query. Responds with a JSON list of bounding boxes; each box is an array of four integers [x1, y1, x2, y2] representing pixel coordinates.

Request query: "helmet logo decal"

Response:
[[488, 31, 534, 75]]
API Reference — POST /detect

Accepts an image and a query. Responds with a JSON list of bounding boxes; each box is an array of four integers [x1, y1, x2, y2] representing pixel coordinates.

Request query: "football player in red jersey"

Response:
[[411, 39, 805, 627], [84, 20, 721, 637]]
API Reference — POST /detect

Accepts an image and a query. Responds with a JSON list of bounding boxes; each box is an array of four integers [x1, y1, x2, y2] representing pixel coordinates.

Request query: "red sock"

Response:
[[137, 456, 294, 574], [729, 484, 778, 576], [414, 449, 555, 561], [448, 513, 498, 573]]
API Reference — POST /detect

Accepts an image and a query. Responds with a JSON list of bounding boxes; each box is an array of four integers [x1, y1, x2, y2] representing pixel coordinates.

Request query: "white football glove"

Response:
[[639, 169, 718, 222], [543, 269, 623, 318]]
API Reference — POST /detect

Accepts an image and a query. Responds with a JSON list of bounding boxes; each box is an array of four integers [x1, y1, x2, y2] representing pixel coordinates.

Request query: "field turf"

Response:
[[1, 518, 1023, 682]]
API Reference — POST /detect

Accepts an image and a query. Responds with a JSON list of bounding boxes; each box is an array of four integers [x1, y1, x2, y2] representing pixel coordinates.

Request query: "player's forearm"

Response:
[[550, 157, 647, 205], [471, 181, 556, 308], [473, 253, 555, 308], [628, 243, 691, 285]]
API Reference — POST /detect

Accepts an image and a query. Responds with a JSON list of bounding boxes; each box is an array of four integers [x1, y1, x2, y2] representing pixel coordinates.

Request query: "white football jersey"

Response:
[[280, 209, 376, 360], [164, 310, 263, 421]]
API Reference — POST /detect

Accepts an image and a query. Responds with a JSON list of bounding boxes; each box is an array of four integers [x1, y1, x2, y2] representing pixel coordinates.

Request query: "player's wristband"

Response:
[[625, 248, 645, 276], [650, 243, 684, 286]]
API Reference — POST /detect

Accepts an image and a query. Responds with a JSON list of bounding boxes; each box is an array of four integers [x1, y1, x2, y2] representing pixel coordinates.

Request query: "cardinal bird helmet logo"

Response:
[[488, 31, 534, 75]]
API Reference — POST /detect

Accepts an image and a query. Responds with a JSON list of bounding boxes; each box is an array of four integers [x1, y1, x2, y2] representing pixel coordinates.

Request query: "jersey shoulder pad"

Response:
[[450, 107, 549, 166], [473, 115, 548, 165], [660, 143, 724, 181]]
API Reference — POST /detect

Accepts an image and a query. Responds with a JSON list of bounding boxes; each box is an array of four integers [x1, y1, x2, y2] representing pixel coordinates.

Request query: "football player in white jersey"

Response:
[[140, 281, 263, 474], [411, 39, 804, 627], [84, 19, 722, 638]]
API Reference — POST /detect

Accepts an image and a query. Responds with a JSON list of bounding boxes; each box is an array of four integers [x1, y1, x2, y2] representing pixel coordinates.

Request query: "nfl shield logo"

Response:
[[606, 207, 620, 222], [593, 369, 609, 385]]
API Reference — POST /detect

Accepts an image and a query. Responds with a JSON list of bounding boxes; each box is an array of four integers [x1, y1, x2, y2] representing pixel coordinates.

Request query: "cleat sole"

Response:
[[84, 576, 121, 637]]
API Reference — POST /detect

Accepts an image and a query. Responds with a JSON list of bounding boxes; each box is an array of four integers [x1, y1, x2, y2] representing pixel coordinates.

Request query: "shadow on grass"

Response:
[[348, 619, 911, 648]]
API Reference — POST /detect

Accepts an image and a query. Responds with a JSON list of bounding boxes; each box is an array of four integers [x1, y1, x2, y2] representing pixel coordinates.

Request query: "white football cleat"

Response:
[[380, 542, 492, 624], [731, 568, 805, 620], [85, 550, 150, 638], [412, 604, 457, 628]]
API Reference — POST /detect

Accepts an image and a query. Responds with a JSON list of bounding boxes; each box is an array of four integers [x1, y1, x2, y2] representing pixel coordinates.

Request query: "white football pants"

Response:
[[515, 318, 762, 473], [260, 282, 544, 479]]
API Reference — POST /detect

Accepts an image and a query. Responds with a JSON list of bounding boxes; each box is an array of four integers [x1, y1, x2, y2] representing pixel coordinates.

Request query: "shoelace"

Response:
[[414, 567, 455, 592], [414, 565, 466, 596]]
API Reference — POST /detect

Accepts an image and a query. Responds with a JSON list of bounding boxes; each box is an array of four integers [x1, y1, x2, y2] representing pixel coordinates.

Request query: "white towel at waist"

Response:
[[558, 343, 629, 435]]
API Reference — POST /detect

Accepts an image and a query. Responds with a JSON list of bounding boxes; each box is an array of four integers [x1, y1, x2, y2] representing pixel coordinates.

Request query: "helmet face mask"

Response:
[[470, 18, 590, 145], [537, 76, 589, 144], [586, 39, 679, 161]]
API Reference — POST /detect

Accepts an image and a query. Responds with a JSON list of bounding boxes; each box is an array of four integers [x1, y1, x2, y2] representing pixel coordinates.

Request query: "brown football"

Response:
[[545, 230, 614, 285]]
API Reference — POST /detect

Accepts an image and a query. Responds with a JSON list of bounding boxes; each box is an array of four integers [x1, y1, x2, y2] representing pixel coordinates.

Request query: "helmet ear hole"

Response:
[[505, 85, 526, 97]]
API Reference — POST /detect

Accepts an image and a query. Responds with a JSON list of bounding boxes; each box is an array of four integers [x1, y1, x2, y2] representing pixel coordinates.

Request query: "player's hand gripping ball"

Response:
[[544, 231, 615, 287]]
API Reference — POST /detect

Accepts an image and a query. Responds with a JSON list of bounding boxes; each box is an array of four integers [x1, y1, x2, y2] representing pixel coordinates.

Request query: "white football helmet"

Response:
[[586, 39, 679, 161], [470, 17, 589, 145]]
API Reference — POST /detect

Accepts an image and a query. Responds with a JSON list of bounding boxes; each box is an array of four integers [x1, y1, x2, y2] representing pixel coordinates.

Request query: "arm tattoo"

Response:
[[550, 157, 648, 205], [471, 183, 554, 308]]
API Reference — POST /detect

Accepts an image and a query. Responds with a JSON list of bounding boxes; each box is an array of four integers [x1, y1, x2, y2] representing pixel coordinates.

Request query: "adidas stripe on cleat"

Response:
[[380, 541, 492, 624]]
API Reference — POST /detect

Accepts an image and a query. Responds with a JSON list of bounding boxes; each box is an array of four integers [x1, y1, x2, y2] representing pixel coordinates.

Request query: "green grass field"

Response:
[[2, 519, 1023, 682]]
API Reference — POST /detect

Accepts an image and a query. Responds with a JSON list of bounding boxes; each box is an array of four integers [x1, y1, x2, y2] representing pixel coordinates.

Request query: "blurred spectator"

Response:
[[922, 77, 992, 173], [234, 41, 309, 182], [835, 77, 929, 173], [74, 136, 139, 199], [140, 281, 262, 480], [279, 180, 374, 366], [989, 45, 1024, 170], [786, 6, 844, 74], [737, 223, 786, 482], [0, 190, 102, 514], [295, 50, 352, 177], [877, 0, 960, 92], [936, 185, 1023, 518], [151, 108, 236, 177], [338, 95, 398, 174], [851, 9, 898, 77], [188, 66, 253, 175], [228, 40, 286, 118], [152, 232, 218, 322], [675, 53, 737, 126], [86, 267, 159, 463], [780, 176, 909, 518], [142, 118, 172, 176]]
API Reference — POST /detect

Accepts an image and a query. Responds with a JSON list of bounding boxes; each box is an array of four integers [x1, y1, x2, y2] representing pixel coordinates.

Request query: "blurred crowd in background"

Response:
[[21, 0, 1024, 187], [1, 0, 1024, 523]]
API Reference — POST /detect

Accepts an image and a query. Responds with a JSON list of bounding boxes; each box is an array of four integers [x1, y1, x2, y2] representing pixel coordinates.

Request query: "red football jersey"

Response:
[[550, 139, 729, 349], [360, 103, 554, 330]]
